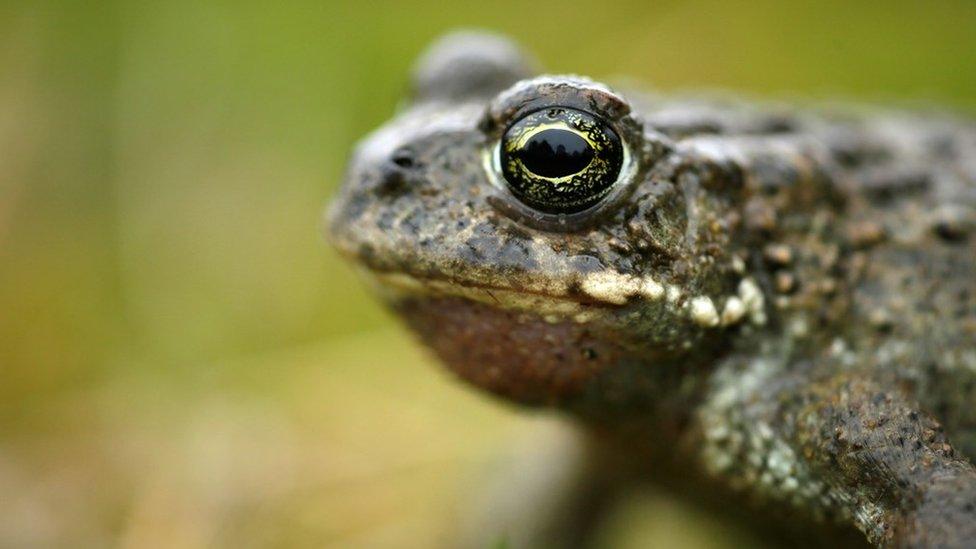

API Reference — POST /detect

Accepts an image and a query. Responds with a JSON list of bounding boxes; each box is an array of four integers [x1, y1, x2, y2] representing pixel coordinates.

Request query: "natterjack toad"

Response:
[[327, 31, 976, 548]]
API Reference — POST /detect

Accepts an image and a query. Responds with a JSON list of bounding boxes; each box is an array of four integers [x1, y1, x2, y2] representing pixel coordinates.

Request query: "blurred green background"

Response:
[[1, 1, 974, 547]]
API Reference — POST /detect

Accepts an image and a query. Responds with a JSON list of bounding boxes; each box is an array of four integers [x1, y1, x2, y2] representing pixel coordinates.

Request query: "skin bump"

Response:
[[578, 271, 643, 305], [689, 296, 720, 327], [638, 276, 665, 300], [720, 296, 746, 326]]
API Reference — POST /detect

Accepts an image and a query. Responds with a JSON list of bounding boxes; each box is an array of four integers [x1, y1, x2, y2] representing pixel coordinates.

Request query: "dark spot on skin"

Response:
[[503, 224, 533, 241], [499, 237, 539, 269], [934, 220, 969, 243], [569, 255, 606, 273], [377, 168, 407, 194], [358, 243, 377, 265], [400, 207, 426, 235], [566, 279, 584, 298], [460, 240, 487, 262], [473, 221, 498, 237], [467, 236, 499, 254], [760, 115, 796, 134], [861, 168, 930, 203], [336, 193, 371, 225], [874, 319, 894, 335], [376, 149, 426, 196]]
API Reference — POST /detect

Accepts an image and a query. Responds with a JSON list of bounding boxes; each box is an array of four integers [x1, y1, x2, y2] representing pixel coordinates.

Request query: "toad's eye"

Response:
[[500, 108, 623, 214]]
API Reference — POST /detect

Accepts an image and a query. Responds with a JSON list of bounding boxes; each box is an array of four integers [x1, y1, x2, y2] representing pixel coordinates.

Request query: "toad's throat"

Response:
[[391, 294, 639, 405]]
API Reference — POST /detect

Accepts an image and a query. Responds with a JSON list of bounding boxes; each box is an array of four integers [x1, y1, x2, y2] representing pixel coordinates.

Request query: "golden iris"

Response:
[[500, 108, 623, 214]]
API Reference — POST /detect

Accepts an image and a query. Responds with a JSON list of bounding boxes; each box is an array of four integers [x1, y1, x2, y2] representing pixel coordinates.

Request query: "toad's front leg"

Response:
[[696, 359, 976, 548]]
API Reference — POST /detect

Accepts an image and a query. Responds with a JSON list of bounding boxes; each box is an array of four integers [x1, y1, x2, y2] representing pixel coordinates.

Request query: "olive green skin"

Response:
[[327, 31, 976, 548]]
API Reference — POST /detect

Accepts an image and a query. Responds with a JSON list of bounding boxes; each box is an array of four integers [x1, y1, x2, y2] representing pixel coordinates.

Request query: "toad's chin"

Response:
[[390, 295, 626, 405]]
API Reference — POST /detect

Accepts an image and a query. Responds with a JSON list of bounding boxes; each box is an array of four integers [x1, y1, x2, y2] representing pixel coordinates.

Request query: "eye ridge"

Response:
[[498, 107, 624, 214]]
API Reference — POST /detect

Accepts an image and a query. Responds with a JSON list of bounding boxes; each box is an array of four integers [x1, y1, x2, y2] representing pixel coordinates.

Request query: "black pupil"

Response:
[[515, 129, 594, 178]]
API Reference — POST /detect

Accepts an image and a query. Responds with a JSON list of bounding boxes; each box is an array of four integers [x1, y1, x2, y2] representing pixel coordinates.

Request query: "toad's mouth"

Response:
[[355, 266, 618, 323], [351, 261, 764, 330]]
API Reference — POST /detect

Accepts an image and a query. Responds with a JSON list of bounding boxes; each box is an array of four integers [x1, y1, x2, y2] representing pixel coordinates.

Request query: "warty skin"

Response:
[[328, 31, 976, 548]]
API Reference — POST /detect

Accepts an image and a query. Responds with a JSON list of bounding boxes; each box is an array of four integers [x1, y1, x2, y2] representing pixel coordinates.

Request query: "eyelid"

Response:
[[479, 76, 632, 139]]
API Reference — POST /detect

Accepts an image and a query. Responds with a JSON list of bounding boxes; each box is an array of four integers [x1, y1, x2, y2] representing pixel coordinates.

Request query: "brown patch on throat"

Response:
[[395, 297, 624, 405]]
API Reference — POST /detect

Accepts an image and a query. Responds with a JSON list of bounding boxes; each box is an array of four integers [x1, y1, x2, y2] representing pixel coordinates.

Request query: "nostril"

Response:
[[391, 148, 417, 169], [375, 148, 421, 195]]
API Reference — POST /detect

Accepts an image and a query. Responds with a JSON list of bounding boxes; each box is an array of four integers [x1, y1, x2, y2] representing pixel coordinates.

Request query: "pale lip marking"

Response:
[[359, 263, 762, 329]]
